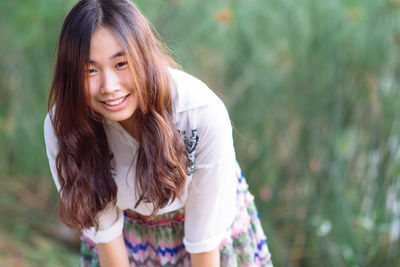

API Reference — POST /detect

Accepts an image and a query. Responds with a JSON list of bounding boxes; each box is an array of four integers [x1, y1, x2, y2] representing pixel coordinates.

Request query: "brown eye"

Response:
[[115, 62, 127, 68]]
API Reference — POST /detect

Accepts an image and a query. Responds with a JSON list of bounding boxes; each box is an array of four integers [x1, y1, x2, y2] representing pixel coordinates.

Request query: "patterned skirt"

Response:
[[80, 171, 273, 267]]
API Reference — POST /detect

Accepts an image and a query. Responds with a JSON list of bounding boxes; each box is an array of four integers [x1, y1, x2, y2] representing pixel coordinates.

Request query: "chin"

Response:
[[107, 109, 135, 122], [105, 114, 130, 122]]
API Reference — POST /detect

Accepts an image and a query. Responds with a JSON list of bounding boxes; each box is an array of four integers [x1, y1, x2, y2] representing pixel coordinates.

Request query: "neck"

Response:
[[119, 113, 140, 140]]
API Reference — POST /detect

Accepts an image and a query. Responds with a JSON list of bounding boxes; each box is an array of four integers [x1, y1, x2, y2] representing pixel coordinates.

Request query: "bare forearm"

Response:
[[190, 247, 220, 267], [97, 234, 130, 267]]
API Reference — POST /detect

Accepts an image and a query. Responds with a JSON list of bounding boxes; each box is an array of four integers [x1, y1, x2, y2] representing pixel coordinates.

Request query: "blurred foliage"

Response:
[[1, 0, 400, 266]]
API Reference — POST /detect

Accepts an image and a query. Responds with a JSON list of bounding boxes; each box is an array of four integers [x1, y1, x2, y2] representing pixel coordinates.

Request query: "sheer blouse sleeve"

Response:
[[43, 114, 124, 244], [182, 98, 238, 253]]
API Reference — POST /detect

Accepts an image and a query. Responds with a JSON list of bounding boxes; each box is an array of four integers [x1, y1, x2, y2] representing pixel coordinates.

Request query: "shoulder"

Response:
[[43, 108, 60, 179], [168, 68, 232, 135], [168, 68, 220, 113], [44, 108, 55, 139], [43, 107, 59, 150]]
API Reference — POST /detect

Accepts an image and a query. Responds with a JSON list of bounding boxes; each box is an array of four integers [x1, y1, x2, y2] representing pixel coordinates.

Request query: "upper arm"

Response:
[[44, 113, 61, 191], [183, 99, 237, 254], [44, 113, 125, 243]]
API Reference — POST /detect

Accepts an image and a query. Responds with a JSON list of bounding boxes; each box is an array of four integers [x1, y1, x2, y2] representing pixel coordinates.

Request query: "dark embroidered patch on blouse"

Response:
[[178, 129, 198, 175]]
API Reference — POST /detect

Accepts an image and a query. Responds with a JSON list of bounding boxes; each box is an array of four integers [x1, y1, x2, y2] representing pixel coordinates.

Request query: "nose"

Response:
[[101, 69, 121, 94]]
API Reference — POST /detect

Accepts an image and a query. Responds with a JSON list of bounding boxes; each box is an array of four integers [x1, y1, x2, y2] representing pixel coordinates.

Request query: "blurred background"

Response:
[[1, 0, 400, 266]]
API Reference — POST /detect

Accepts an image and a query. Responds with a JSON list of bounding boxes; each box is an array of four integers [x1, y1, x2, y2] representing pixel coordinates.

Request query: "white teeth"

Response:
[[104, 96, 126, 106]]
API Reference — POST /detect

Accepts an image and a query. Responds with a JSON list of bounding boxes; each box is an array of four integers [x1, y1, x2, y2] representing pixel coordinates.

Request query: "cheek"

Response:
[[122, 71, 135, 88], [85, 78, 101, 105]]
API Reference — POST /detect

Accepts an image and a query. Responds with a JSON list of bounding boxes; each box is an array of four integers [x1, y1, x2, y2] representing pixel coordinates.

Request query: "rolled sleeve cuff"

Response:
[[183, 229, 230, 254], [82, 213, 124, 244]]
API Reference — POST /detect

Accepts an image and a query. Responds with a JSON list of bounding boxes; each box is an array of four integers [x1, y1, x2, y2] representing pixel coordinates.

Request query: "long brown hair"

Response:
[[49, 0, 188, 231]]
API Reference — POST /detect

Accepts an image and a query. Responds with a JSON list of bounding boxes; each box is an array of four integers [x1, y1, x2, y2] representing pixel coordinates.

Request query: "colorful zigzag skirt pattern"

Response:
[[80, 171, 273, 266]]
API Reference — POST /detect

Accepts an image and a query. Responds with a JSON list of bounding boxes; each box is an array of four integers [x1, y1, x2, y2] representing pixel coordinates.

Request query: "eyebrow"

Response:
[[89, 51, 125, 64]]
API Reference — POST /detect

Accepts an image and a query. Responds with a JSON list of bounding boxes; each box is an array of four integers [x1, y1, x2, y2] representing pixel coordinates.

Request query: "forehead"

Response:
[[89, 26, 124, 61]]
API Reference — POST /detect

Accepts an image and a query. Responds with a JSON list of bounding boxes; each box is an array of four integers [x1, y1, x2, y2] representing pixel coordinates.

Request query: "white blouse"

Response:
[[44, 68, 238, 254]]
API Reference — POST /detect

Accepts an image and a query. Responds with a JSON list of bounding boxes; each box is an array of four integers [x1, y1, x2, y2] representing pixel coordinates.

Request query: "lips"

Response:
[[100, 94, 130, 111]]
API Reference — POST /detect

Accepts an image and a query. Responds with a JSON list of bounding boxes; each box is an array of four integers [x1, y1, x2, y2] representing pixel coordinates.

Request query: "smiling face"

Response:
[[86, 26, 138, 128]]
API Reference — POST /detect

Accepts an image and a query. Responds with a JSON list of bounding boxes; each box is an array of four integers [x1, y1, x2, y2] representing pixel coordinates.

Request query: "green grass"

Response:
[[1, 0, 400, 266], [0, 222, 79, 267]]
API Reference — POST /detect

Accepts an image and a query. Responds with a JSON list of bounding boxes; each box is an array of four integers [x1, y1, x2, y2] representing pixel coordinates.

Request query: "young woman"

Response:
[[44, 0, 273, 266]]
